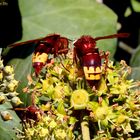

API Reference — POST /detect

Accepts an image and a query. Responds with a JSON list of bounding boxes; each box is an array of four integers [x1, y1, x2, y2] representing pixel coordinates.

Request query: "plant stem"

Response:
[[0, 48, 2, 56], [80, 111, 90, 140]]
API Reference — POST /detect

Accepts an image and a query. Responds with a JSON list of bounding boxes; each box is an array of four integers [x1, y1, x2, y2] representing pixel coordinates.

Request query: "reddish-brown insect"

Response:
[[14, 93, 43, 122], [15, 105, 43, 122], [10, 34, 69, 75], [73, 33, 129, 86]]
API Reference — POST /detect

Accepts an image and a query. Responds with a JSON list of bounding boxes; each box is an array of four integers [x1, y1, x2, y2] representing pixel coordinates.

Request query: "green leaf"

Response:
[[19, 0, 117, 55], [5, 0, 117, 105], [129, 45, 140, 80], [130, 45, 140, 67], [129, 67, 140, 80], [131, 0, 140, 12], [57, 101, 66, 115], [0, 102, 22, 140]]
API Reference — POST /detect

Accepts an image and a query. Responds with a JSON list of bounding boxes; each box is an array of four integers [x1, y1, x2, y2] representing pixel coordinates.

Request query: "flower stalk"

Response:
[[80, 111, 90, 140]]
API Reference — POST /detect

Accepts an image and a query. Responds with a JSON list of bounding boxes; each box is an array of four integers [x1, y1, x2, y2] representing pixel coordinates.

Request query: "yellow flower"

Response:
[[54, 129, 67, 140], [49, 120, 57, 129], [25, 128, 35, 136], [4, 66, 14, 75], [11, 97, 23, 107], [0, 59, 4, 69], [41, 79, 49, 91], [7, 80, 19, 92], [71, 89, 89, 110], [0, 95, 6, 104], [1, 111, 12, 121], [0, 71, 3, 81], [39, 127, 49, 137]]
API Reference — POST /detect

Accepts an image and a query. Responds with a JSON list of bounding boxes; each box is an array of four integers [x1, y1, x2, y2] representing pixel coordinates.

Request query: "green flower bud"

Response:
[[46, 85, 54, 96], [43, 116, 51, 125], [0, 59, 4, 69], [11, 97, 22, 107], [69, 117, 78, 125], [7, 91, 19, 99], [40, 103, 51, 111], [1, 111, 12, 121], [49, 120, 57, 129], [7, 80, 19, 92], [63, 85, 71, 96], [68, 68, 76, 81], [0, 94, 6, 104], [71, 89, 89, 110], [39, 127, 49, 137], [0, 71, 3, 81], [94, 106, 108, 120], [5, 74, 15, 81], [116, 114, 127, 124], [52, 85, 64, 101], [26, 128, 34, 136], [0, 80, 7, 91], [57, 101, 66, 115], [3, 65, 14, 75], [54, 129, 67, 140]]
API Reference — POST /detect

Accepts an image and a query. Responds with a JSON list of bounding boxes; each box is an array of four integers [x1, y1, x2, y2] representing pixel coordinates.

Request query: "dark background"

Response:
[[0, 0, 22, 47], [103, 0, 140, 64]]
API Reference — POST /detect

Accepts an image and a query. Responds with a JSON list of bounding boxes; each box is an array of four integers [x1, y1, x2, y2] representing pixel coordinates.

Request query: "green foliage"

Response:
[[129, 45, 140, 80], [129, 67, 140, 80], [0, 102, 22, 140], [131, 0, 140, 12], [18, 0, 117, 54], [130, 45, 140, 67], [2, 1, 140, 139]]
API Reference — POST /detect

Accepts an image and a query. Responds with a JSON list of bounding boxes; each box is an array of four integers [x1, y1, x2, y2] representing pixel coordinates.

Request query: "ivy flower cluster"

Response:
[[16, 52, 140, 139], [0, 59, 22, 121]]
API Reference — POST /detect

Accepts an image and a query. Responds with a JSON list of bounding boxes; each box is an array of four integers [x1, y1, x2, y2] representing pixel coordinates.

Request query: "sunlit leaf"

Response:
[[0, 102, 22, 140]]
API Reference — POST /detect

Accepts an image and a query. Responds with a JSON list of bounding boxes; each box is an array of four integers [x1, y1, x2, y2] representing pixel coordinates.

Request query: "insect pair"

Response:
[[10, 33, 129, 83], [10, 33, 129, 122]]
